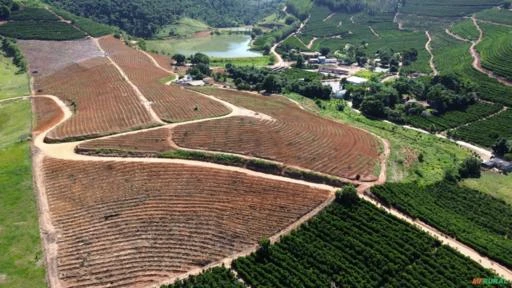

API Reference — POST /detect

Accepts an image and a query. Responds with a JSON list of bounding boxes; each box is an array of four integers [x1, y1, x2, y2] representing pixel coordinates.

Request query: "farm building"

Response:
[[482, 158, 512, 173], [346, 76, 368, 85], [319, 65, 350, 75], [300, 51, 320, 59]]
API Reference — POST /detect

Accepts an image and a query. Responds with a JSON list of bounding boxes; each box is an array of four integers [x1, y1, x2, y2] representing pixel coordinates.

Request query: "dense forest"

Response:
[[44, 0, 282, 37]]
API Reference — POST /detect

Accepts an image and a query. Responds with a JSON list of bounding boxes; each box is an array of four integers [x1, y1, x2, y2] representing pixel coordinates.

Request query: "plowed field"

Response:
[[42, 158, 330, 288], [175, 88, 382, 181], [32, 97, 64, 135], [35, 57, 157, 142], [99, 36, 230, 122]]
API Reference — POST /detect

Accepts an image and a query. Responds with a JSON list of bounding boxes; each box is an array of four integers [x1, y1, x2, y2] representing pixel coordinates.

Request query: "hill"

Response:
[[45, 0, 283, 37]]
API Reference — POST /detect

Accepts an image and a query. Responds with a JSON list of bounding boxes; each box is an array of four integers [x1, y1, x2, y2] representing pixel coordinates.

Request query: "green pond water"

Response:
[[147, 34, 262, 58]]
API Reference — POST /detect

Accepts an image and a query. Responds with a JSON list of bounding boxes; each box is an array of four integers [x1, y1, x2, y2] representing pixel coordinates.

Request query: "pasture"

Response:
[[0, 54, 29, 100]]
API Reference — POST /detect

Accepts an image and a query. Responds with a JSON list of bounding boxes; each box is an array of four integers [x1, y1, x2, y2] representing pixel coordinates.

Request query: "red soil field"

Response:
[[77, 128, 173, 155], [99, 36, 230, 122], [35, 57, 157, 142], [42, 158, 330, 288], [148, 52, 174, 71], [18, 39, 104, 77], [32, 97, 64, 136], [175, 87, 382, 181]]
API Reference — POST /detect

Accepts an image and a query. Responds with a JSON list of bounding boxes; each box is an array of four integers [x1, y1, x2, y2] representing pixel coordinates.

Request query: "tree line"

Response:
[[46, 0, 282, 37], [1, 37, 26, 73], [0, 0, 19, 20]]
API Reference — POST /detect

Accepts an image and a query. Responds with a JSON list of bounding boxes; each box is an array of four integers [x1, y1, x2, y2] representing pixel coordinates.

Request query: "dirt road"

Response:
[[425, 31, 439, 76], [470, 16, 512, 87]]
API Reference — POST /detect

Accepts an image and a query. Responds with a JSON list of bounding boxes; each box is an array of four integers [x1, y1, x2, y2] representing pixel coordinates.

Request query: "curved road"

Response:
[[30, 42, 512, 287]]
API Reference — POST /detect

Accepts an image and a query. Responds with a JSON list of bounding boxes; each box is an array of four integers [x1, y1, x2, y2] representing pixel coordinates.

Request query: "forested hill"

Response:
[[314, 0, 398, 13], [45, 0, 283, 37]]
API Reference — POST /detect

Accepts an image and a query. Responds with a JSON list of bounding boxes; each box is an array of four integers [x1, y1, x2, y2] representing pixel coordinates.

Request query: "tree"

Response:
[[285, 16, 295, 25], [320, 47, 330, 56], [172, 54, 186, 66], [256, 238, 271, 261], [0, 5, 10, 20], [492, 137, 510, 157], [335, 185, 358, 205], [191, 53, 210, 65], [295, 55, 305, 68], [262, 74, 281, 93], [458, 157, 481, 179], [360, 96, 385, 118]]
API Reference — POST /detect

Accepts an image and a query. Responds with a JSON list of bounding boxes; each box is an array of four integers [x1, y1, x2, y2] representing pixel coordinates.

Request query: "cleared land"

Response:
[[41, 158, 330, 288], [18, 39, 104, 77], [85, 87, 382, 181], [35, 57, 157, 142], [99, 36, 231, 122]]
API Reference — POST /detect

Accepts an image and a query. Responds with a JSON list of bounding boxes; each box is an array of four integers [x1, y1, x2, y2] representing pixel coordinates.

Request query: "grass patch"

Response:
[[210, 56, 273, 67], [155, 17, 209, 38], [0, 100, 45, 287], [461, 171, 512, 206], [0, 101, 32, 148], [158, 74, 176, 84], [0, 54, 29, 100]]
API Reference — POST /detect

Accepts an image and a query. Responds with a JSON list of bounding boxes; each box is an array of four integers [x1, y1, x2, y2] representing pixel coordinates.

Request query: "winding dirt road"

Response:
[[30, 40, 512, 287], [470, 16, 512, 87], [425, 31, 439, 76]]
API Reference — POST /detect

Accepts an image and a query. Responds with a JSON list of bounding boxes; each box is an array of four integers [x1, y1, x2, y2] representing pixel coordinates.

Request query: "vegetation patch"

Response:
[[372, 181, 512, 268], [0, 52, 29, 100], [462, 171, 512, 205], [452, 109, 512, 148], [477, 22, 512, 81], [161, 266, 244, 288], [233, 200, 493, 287], [51, 7, 115, 37]]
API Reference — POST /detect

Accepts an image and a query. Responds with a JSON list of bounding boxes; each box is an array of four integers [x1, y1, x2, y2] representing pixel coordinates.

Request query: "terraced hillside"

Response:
[[477, 22, 512, 81], [41, 158, 331, 288]]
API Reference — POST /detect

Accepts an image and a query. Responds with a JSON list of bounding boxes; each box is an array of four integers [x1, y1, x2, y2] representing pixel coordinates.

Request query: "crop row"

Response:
[[476, 8, 512, 26], [0, 20, 86, 40], [35, 57, 157, 142], [42, 158, 330, 288], [452, 109, 512, 148], [99, 36, 230, 122], [232, 200, 492, 287], [162, 267, 244, 288], [372, 181, 512, 268], [51, 7, 114, 37], [477, 22, 512, 81], [32, 97, 64, 136], [183, 87, 381, 181], [406, 102, 503, 132], [399, 0, 502, 17]]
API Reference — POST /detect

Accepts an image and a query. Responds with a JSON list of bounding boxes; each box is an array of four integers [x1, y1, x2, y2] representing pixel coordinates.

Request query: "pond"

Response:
[[147, 34, 262, 58]]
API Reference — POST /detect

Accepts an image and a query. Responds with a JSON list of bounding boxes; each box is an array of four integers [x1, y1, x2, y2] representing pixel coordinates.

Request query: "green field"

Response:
[[0, 55, 29, 100], [233, 200, 493, 287], [450, 18, 480, 41], [452, 109, 512, 148], [431, 29, 512, 107], [462, 171, 512, 205], [162, 267, 244, 288], [373, 181, 512, 268], [476, 7, 512, 26], [0, 100, 45, 287], [477, 22, 512, 81], [399, 0, 503, 18], [406, 102, 503, 132], [0, 6, 87, 41], [210, 56, 273, 67], [155, 18, 209, 38], [51, 7, 115, 37]]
